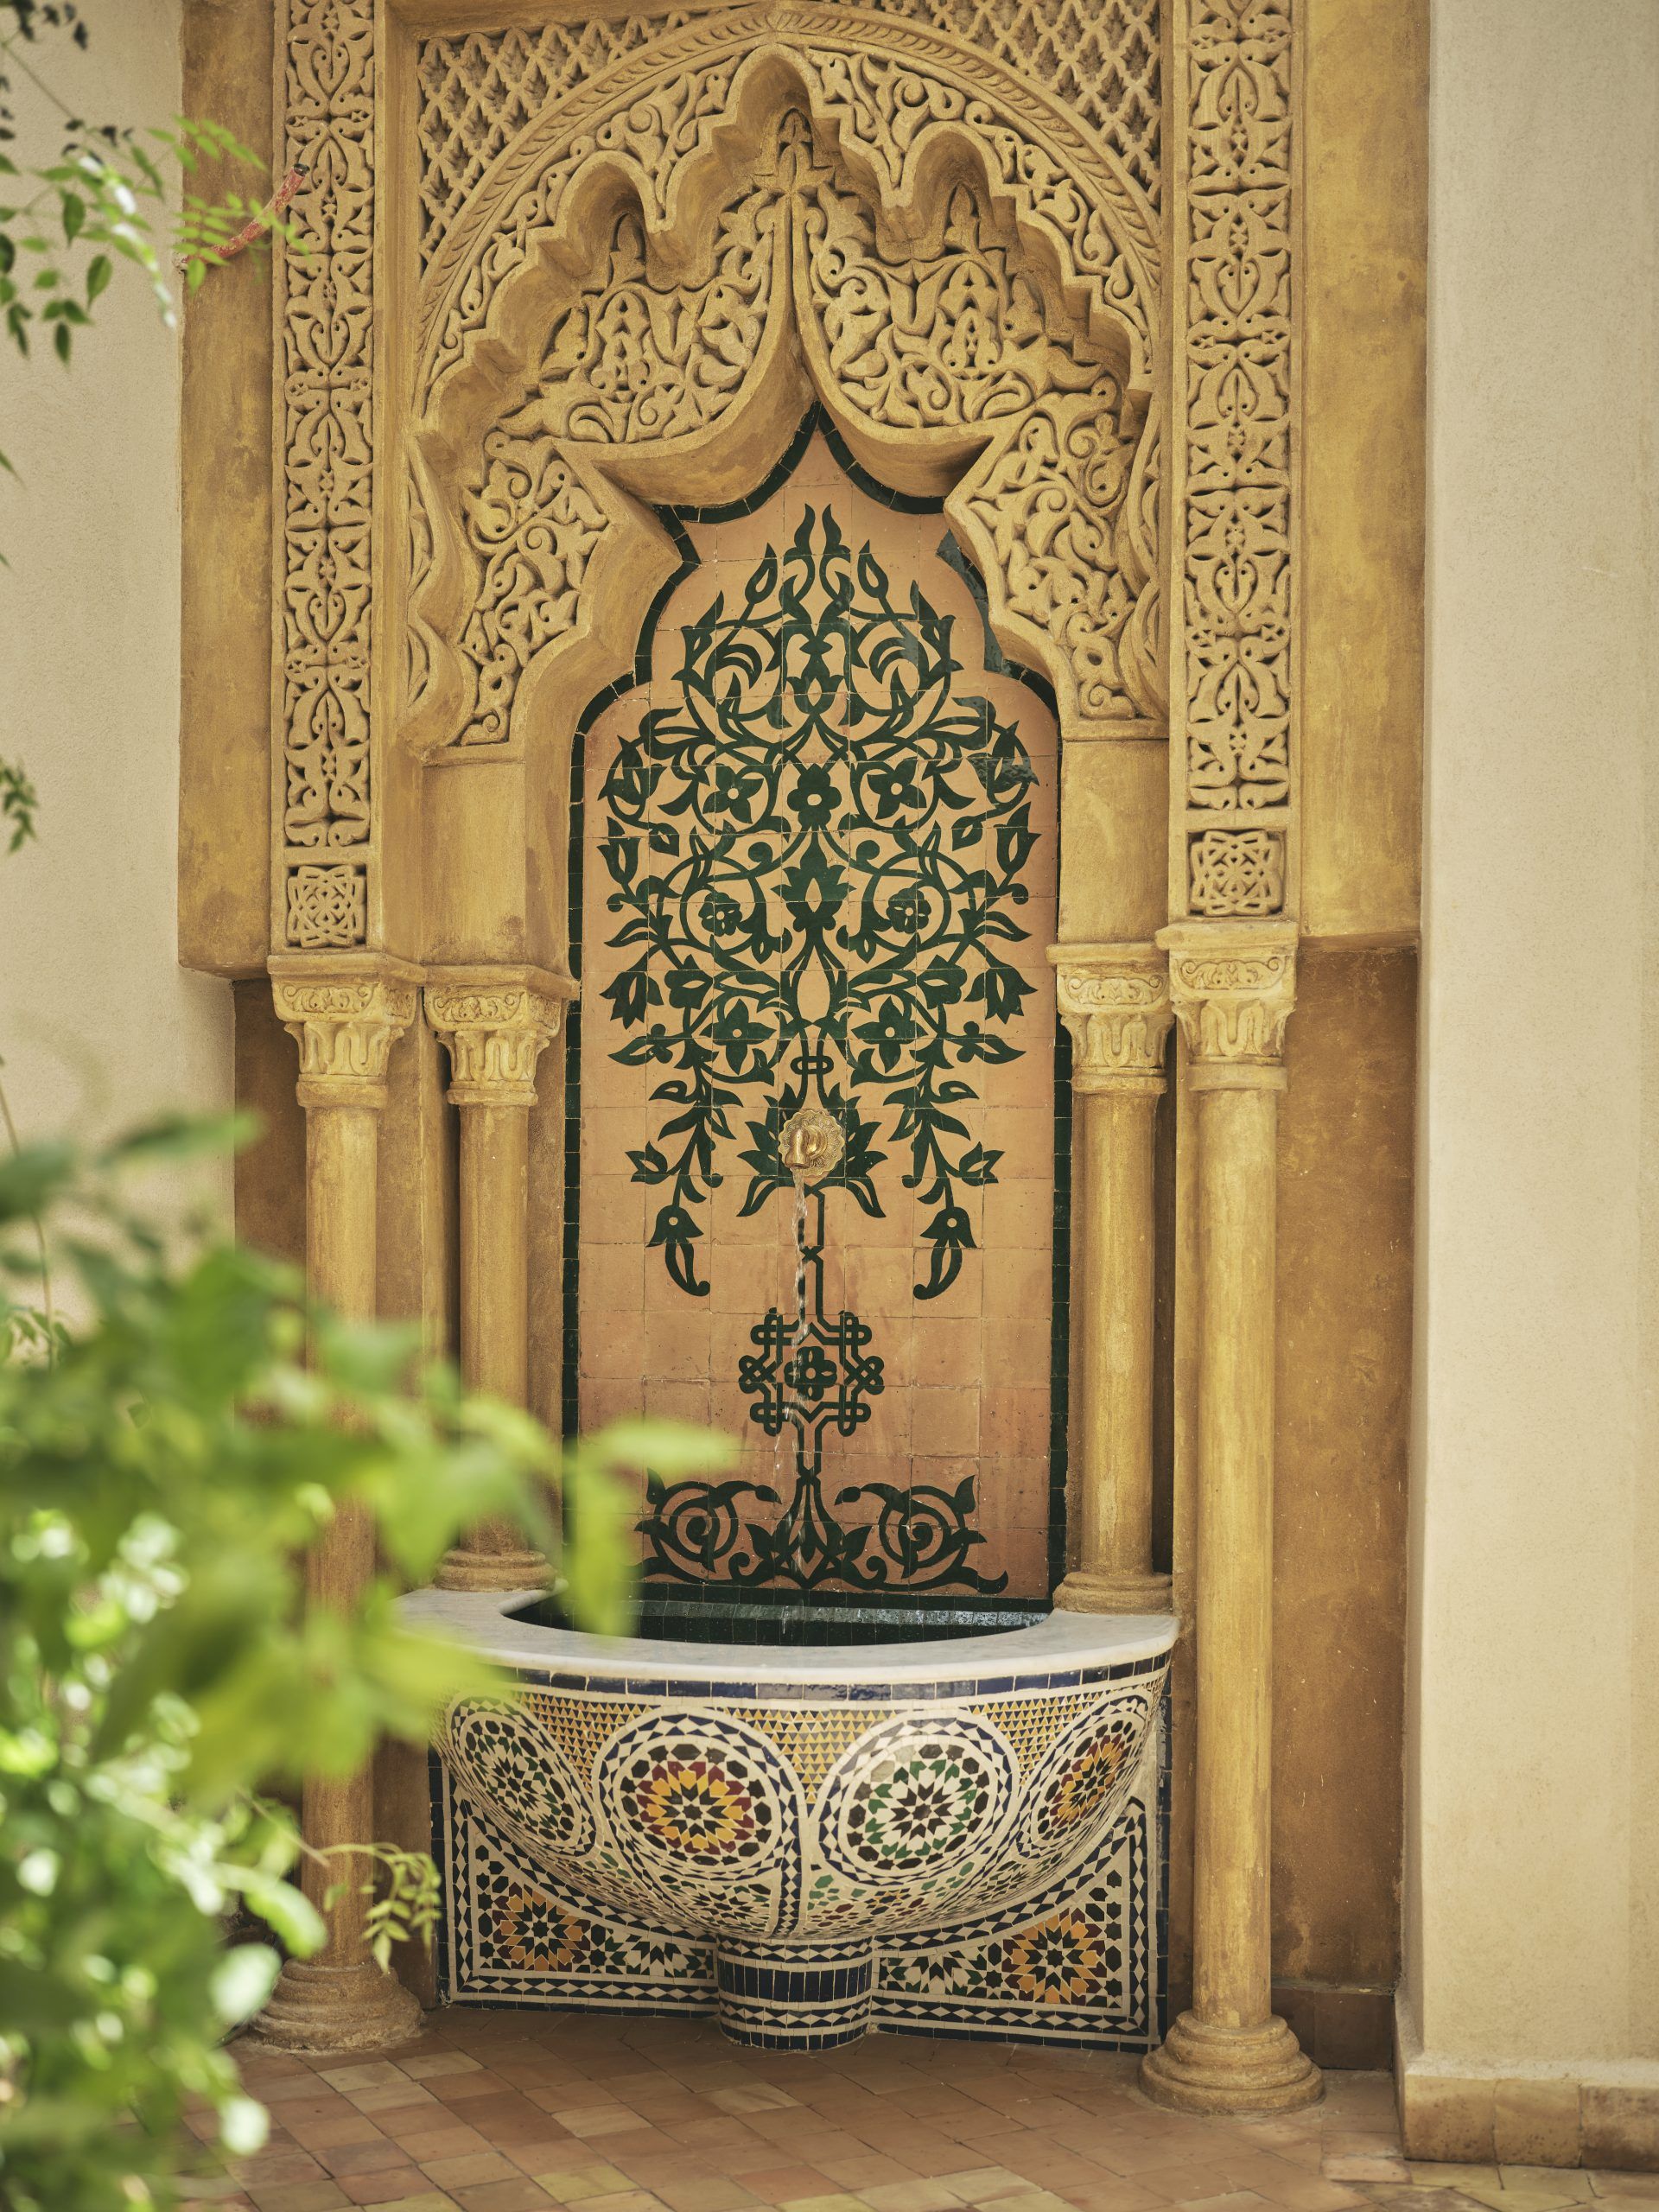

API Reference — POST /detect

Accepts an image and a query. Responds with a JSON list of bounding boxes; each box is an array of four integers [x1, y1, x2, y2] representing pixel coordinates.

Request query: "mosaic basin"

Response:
[[404, 1589, 1177, 2050]]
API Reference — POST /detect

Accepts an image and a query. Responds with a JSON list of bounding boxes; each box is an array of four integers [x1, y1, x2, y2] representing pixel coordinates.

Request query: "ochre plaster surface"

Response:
[[1403, 0, 1659, 2148], [1274, 948, 1414, 1996]]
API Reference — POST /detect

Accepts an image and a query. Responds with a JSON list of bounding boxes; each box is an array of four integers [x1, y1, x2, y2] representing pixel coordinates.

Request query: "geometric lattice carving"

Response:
[[880, 0, 1161, 202], [1187, 829, 1286, 918], [1176, 0, 1296, 914], [416, 15, 695, 268], [284, 863, 367, 951], [416, 1, 1160, 277], [277, 0, 376, 947]]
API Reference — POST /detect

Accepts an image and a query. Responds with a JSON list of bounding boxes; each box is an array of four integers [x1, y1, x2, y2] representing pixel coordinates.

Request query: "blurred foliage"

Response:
[[0, 1121, 732, 2208]]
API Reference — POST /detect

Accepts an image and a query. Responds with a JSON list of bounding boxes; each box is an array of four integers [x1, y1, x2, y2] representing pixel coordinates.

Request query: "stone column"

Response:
[[1048, 944, 1173, 1614], [1141, 923, 1319, 2113], [426, 969, 572, 1592], [257, 962, 423, 2054]]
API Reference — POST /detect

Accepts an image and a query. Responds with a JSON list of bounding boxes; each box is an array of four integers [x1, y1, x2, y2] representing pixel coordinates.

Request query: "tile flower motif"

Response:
[[1006, 1910, 1106, 2005]]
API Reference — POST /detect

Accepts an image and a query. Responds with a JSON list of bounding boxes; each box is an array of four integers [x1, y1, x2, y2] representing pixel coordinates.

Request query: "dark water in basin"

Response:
[[506, 1584, 1048, 1649]]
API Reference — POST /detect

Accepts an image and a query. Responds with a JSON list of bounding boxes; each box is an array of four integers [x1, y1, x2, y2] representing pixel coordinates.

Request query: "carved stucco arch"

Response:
[[402, 14, 1167, 802]]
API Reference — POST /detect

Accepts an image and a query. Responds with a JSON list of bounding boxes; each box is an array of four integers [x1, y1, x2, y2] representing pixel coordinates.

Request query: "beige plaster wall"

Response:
[[1408, 0, 1659, 2075], [0, 0, 229, 1200]]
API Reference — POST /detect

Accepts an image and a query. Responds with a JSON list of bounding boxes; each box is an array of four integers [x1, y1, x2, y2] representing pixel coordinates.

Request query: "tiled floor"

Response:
[[194, 2012, 1659, 2212]]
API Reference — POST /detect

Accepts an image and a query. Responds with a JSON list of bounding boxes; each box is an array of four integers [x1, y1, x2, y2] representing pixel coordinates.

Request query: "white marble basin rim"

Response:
[[398, 1584, 1178, 1681]]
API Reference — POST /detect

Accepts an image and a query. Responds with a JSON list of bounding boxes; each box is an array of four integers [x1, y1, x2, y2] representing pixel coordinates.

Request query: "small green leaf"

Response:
[[85, 252, 111, 300]]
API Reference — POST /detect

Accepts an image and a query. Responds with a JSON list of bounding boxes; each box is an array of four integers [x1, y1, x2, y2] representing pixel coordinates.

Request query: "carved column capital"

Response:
[[1157, 924, 1299, 1088], [1049, 943, 1173, 1095], [425, 966, 578, 1108], [269, 957, 423, 1111]]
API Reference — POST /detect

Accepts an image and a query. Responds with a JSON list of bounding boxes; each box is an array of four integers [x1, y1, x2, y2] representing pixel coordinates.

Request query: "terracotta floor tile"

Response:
[[550, 2108, 650, 2140], [653, 2178, 761, 2212], [320, 2141, 419, 2179], [318, 2067, 411, 2094], [1167, 2196, 1279, 2212], [395, 2129, 495, 2164], [531, 2164, 636, 2204], [930, 2164, 1037, 2202], [340, 2174, 433, 2207], [858, 2187, 963, 2212], [670, 2120, 772, 2152], [708, 2088, 804, 2117], [403, 2055, 488, 2082], [439, 2077, 517, 2106], [367, 2199, 462, 2212], [355, 2086, 448, 2117], [984, 2194, 1081, 2212], [423, 2155, 524, 2190], [449, 2180, 556, 2211], [738, 2166, 842, 2205], [245, 2184, 353, 2212], [504, 2140, 585, 2173], [1058, 2183, 1171, 2212], [811, 2155, 912, 2190]]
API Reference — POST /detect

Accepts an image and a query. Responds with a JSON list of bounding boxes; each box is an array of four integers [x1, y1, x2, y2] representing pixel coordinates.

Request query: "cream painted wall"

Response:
[[0, 0, 229, 1203], [1408, 0, 1659, 2075]]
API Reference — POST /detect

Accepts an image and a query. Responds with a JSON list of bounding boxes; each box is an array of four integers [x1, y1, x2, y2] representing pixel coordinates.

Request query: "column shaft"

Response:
[[427, 971, 571, 1592], [1050, 944, 1173, 1613], [256, 963, 423, 2055], [1141, 922, 1318, 2115], [1077, 1085, 1161, 1586], [1192, 1079, 1278, 2028]]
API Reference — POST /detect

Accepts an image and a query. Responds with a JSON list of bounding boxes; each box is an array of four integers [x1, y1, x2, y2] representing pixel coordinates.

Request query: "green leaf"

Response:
[[208, 1944, 281, 2027], [85, 251, 110, 300]]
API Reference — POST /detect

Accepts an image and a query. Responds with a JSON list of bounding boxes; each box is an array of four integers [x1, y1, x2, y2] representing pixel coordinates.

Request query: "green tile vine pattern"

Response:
[[638, 1192, 1006, 1591], [595, 503, 1039, 1302], [594, 492, 1043, 1592]]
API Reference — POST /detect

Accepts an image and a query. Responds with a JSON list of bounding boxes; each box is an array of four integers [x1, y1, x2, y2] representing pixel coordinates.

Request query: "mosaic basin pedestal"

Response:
[[405, 1591, 1176, 2052]]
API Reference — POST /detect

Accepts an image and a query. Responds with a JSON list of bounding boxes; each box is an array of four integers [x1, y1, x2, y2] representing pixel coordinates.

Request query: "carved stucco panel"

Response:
[[1174, 0, 1298, 918], [404, 29, 1165, 767], [276, 0, 377, 950]]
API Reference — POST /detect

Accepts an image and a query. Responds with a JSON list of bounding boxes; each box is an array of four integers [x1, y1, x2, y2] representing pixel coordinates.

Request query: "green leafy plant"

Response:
[[0, 1122, 732, 2209]]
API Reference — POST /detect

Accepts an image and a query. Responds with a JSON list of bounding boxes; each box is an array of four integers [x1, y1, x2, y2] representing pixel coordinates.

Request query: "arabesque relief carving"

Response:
[[1175, 0, 1297, 918], [404, 20, 1166, 771], [276, 0, 377, 950]]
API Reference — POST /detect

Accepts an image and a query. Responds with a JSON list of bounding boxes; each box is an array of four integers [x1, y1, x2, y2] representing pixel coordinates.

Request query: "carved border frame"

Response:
[[269, 0, 1301, 936], [1169, 0, 1300, 923]]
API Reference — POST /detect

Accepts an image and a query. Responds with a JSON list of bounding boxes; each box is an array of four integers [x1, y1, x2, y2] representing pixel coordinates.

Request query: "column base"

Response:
[[245, 1958, 423, 2056], [436, 1548, 548, 1593], [1053, 1566, 1173, 1614], [1141, 2012, 1322, 2115]]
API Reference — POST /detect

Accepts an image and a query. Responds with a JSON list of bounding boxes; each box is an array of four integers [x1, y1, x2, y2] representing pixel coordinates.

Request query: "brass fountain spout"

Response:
[[779, 1104, 845, 1186]]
